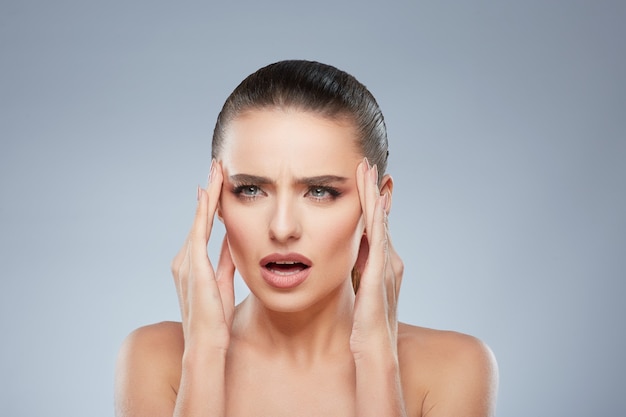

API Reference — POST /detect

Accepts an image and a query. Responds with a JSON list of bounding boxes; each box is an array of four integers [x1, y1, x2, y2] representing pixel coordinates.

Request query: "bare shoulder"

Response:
[[122, 320, 184, 349], [117, 321, 184, 369], [114, 321, 184, 417], [397, 323, 499, 417], [397, 322, 497, 372]]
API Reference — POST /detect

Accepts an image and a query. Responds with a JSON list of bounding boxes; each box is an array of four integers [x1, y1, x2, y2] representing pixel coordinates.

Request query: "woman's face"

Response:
[[218, 108, 365, 313]]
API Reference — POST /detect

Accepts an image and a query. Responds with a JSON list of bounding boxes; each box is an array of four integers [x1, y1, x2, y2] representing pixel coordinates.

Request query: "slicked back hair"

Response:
[[211, 60, 388, 183]]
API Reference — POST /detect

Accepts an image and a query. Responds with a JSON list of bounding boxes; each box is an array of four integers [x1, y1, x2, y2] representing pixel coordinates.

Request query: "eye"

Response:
[[306, 186, 341, 201], [241, 185, 261, 196], [232, 184, 265, 200]]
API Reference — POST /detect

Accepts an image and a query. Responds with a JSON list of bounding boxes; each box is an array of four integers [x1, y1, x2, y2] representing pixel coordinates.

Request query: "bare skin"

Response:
[[116, 321, 497, 417], [114, 110, 498, 417]]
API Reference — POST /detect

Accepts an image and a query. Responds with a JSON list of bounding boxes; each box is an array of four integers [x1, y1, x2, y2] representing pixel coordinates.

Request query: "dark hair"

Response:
[[211, 60, 389, 182]]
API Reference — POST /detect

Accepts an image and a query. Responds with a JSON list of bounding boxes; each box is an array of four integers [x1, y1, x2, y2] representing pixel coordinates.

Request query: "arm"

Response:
[[115, 161, 236, 417], [351, 159, 407, 417], [352, 160, 499, 417]]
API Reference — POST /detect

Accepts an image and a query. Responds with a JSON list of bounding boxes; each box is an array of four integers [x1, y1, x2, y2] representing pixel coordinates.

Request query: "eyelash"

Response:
[[231, 184, 341, 202], [231, 184, 265, 200], [306, 186, 341, 201]]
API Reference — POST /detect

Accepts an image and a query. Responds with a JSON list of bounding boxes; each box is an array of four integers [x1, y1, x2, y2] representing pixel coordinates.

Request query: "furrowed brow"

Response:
[[297, 175, 349, 186], [229, 174, 273, 185], [229, 174, 349, 186]]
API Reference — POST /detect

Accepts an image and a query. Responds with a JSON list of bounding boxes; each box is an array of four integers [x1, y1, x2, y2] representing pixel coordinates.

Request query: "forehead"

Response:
[[220, 109, 362, 174]]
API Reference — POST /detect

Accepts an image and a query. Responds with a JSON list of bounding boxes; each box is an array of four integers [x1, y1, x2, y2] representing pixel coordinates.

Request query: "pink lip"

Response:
[[259, 253, 312, 289]]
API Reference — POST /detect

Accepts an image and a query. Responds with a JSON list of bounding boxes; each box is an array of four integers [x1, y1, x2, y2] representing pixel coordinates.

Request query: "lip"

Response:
[[259, 253, 312, 289]]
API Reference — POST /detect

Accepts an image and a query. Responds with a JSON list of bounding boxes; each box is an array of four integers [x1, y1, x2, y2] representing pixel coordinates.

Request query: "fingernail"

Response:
[[371, 164, 378, 184], [363, 157, 370, 170]]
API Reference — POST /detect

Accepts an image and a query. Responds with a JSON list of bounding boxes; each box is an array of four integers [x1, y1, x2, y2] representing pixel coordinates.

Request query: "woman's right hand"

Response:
[[170, 160, 236, 353]]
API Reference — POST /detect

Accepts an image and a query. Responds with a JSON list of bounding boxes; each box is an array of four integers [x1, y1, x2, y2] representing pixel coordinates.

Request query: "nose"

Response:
[[268, 195, 302, 243]]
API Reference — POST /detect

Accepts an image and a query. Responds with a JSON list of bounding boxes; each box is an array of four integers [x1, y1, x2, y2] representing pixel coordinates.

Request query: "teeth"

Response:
[[266, 261, 307, 275], [271, 269, 298, 276]]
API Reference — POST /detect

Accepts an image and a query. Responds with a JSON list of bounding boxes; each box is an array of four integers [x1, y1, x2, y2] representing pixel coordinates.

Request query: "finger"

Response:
[[361, 160, 383, 263], [185, 161, 222, 285], [215, 235, 236, 325], [182, 184, 211, 320], [170, 185, 208, 331], [355, 159, 385, 291], [364, 163, 380, 237], [356, 158, 380, 239], [191, 184, 210, 248], [178, 243, 191, 324], [385, 265, 399, 333], [356, 158, 369, 227], [187, 233, 224, 334], [358, 191, 388, 292], [386, 231, 404, 299], [371, 192, 389, 271], [381, 220, 404, 332], [354, 159, 370, 288], [187, 185, 220, 326], [205, 160, 223, 238], [171, 179, 210, 278]]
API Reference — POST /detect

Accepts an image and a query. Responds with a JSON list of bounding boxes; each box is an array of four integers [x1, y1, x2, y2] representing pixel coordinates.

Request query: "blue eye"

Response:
[[242, 185, 260, 196], [310, 187, 329, 198], [307, 186, 341, 201], [232, 184, 264, 199]]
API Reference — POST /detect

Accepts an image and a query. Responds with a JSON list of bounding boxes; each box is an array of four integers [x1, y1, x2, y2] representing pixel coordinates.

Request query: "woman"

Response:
[[115, 60, 498, 417]]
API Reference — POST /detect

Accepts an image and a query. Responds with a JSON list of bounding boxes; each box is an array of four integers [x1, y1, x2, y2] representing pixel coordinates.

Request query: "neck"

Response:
[[233, 280, 355, 365]]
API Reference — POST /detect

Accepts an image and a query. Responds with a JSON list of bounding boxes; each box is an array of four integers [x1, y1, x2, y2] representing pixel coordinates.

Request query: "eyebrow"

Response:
[[229, 173, 349, 186]]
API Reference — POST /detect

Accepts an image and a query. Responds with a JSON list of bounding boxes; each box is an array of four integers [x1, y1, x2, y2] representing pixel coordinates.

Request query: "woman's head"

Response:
[[213, 60, 392, 304], [212, 60, 388, 182]]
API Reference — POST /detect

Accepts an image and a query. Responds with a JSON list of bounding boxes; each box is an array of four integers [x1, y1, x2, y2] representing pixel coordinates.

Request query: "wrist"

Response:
[[175, 346, 227, 417], [354, 353, 406, 417], [351, 335, 398, 364], [354, 349, 399, 374], [184, 325, 231, 353], [182, 342, 228, 368]]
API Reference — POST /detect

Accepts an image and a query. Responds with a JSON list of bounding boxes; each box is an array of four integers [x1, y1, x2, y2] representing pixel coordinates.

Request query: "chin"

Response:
[[243, 275, 354, 315]]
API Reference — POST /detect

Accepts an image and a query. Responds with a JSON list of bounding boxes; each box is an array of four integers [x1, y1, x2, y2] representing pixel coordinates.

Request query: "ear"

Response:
[[379, 173, 394, 215]]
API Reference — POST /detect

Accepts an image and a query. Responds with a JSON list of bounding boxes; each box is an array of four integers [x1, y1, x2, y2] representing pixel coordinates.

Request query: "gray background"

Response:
[[1, 1, 624, 416]]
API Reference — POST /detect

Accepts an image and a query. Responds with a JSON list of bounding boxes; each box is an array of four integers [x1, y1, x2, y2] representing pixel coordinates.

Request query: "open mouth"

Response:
[[259, 253, 313, 288], [264, 261, 310, 276]]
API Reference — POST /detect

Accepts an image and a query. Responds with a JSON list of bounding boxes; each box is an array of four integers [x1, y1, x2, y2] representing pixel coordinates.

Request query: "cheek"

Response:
[[314, 205, 363, 265], [221, 201, 260, 272]]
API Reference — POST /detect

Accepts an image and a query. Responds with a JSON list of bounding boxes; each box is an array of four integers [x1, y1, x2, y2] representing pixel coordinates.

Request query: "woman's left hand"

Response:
[[351, 158, 407, 416], [351, 158, 404, 360]]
